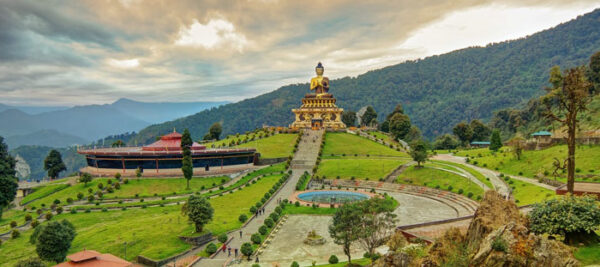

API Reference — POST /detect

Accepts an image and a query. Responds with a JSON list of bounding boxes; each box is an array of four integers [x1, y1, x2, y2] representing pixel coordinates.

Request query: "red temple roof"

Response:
[[142, 131, 206, 152], [54, 250, 132, 267]]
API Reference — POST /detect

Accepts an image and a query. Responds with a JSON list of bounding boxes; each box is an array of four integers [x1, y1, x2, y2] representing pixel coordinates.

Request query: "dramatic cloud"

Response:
[[0, 0, 599, 106]]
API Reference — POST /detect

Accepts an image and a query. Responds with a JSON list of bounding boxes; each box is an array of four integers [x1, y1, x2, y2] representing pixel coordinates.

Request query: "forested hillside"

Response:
[[10, 146, 86, 180], [132, 9, 600, 144]]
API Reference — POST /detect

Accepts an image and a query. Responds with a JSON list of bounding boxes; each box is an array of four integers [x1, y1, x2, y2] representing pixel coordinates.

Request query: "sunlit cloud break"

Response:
[[175, 18, 248, 52]]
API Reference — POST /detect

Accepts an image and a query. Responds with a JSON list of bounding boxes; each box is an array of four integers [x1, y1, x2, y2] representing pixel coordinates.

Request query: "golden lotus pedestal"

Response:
[[290, 93, 346, 130]]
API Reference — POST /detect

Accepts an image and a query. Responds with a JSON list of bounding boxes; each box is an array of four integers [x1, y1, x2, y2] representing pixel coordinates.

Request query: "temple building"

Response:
[[77, 131, 257, 177], [290, 62, 346, 129]]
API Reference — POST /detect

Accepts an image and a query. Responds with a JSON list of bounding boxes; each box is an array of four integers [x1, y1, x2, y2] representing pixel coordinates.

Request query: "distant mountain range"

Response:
[[131, 9, 600, 143], [0, 98, 227, 148]]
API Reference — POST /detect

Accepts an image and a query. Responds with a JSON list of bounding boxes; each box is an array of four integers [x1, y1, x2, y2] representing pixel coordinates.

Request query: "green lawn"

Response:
[[575, 242, 600, 265], [316, 258, 371, 267], [455, 145, 600, 182], [431, 160, 494, 189], [503, 177, 556, 206], [323, 132, 407, 157], [366, 131, 396, 144], [102, 176, 229, 199], [317, 158, 408, 180], [281, 204, 338, 215], [20, 183, 70, 205], [204, 173, 282, 234], [0, 173, 284, 265], [0, 209, 29, 233], [397, 165, 484, 200], [236, 133, 298, 158]]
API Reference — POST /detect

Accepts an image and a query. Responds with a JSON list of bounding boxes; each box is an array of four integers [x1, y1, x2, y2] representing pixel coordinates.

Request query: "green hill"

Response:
[[131, 9, 600, 144]]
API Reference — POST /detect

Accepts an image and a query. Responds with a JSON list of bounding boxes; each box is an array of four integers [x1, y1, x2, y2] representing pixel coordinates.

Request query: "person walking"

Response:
[[235, 248, 238, 257], [221, 243, 227, 253], [228, 247, 231, 257], [239, 230, 242, 238], [256, 256, 260, 263]]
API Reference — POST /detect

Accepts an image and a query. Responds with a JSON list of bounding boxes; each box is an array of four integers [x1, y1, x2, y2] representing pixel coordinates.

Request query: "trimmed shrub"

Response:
[[259, 225, 268, 235], [45, 212, 53, 220], [30, 220, 39, 228], [12, 229, 20, 239], [206, 242, 217, 254], [24, 214, 32, 221], [239, 214, 248, 223], [218, 233, 228, 243], [265, 218, 274, 228], [329, 255, 339, 264], [250, 206, 257, 213], [291, 262, 299, 267], [10, 221, 17, 228], [251, 233, 262, 244], [70, 209, 77, 214]]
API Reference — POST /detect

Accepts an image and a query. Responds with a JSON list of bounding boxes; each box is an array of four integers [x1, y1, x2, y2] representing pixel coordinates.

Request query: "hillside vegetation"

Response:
[[132, 9, 600, 143]]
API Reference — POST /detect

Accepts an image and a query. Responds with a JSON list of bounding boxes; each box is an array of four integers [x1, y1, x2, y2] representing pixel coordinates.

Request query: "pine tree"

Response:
[[0, 136, 18, 219], [489, 130, 502, 152], [181, 128, 193, 189], [44, 150, 66, 180]]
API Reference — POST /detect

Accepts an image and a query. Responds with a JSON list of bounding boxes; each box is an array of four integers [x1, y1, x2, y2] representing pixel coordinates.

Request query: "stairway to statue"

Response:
[[192, 129, 323, 266]]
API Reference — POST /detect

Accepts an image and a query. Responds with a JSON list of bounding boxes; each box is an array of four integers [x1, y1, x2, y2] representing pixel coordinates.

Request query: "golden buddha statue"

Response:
[[310, 62, 329, 97]]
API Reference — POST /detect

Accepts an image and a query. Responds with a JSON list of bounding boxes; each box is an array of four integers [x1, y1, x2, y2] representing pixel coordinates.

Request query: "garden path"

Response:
[[195, 129, 323, 267]]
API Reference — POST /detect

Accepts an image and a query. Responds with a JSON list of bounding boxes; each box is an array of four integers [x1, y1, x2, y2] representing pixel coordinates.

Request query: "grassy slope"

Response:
[[20, 184, 70, 205], [322, 133, 407, 157], [316, 258, 371, 267], [575, 242, 600, 265], [431, 160, 494, 189], [1, 173, 282, 265], [102, 176, 228, 198], [504, 177, 556, 205], [0, 209, 29, 233], [235, 133, 297, 158], [455, 146, 600, 182], [317, 158, 408, 180], [397, 164, 484, 199]]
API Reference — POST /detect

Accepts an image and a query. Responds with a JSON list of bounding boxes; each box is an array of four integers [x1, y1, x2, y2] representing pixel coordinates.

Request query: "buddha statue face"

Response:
[[315, 62, 324, 76]]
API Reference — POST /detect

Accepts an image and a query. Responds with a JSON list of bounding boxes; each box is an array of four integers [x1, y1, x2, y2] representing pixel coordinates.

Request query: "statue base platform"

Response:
[[290, 94, 346, 129]]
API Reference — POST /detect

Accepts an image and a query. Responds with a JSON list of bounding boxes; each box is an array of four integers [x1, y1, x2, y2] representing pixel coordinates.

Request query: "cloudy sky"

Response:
[[1, 0, 600, 106]]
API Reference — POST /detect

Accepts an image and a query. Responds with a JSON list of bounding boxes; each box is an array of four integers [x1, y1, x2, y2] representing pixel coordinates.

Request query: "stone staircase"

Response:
[[291, 129, 323, 170]]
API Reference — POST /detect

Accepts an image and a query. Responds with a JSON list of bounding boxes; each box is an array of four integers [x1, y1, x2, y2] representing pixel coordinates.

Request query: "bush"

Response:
[[124, 178, 129, 184], [53, 199, 60, 205], [291, 262, 299, 267], [56, 206, 63, 214], [107, 179, 112, 185], [25, 214, 32, 221], [31, 220, 39, 228], [206, 242, 217, 254], [85, 208, 91, 213], [295, 201, 300, 207], [66, 197, 73, 204], [458, 188, 464, 194], [239, 214, 248, 223], [10, 221, 17, 228], [270, 213, 279, 221], [218, 233, 228, 243], [467, 192, 474, 198], [45, 212, 53, 220], [328, 255, 339, 264], [275, 206, 282, 214], [259, 225, 268, 235], [251, 233, 262, 244], [77, 192, 84, 200], [250, 206, 257, 213], [265, 218, 274, 228], [88, 195, 95, 202], [12, 229, 20, 239], [491, 236, 507, 252], [70, 209, 77, 214], [97, 183, 104, 189]]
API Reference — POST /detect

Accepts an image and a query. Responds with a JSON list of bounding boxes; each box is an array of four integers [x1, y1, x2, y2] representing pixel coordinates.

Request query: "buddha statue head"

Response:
[[315, 62, 324, 76]]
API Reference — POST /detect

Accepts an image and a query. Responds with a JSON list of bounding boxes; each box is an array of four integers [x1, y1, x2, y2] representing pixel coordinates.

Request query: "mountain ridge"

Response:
[[131, 8, 600, 143]]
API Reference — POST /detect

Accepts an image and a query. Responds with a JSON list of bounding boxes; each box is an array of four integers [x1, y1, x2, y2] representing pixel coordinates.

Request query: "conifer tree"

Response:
[[181, 128, 193, 189]]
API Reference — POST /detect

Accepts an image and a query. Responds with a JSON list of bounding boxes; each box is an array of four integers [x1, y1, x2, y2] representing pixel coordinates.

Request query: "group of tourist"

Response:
[[221, 242, 239, 257]]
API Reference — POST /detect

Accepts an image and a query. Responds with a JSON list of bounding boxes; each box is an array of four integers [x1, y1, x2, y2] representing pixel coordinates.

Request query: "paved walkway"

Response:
[[432, 154, 557, 196], [196, 130, 322, 267]]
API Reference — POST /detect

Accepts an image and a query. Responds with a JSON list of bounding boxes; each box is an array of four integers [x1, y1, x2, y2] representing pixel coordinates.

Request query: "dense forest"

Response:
[[127, 9, 600, 144]]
